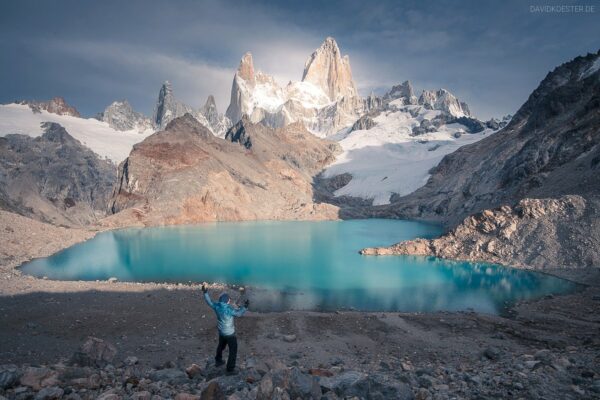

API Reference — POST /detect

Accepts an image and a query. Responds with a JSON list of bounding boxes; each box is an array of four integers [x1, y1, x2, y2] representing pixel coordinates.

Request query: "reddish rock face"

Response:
[[106, 115, 341, 227], [19, 97, 80, 117]]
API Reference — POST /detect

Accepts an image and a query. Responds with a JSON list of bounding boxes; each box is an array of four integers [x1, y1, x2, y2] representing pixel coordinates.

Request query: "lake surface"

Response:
[[21, 220, 577, 314]]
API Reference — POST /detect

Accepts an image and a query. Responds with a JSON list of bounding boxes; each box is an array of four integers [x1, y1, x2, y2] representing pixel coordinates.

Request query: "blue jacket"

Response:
[[204, 292, 246, 336]]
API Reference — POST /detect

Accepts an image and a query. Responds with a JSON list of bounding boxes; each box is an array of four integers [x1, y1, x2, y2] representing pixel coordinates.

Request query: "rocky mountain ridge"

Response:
[[16, 97, 80, 117], [0, 122, 115, 226], [358, 50, 600, 272], [107, 114, 340, 226], [379, 50, 600, 227]]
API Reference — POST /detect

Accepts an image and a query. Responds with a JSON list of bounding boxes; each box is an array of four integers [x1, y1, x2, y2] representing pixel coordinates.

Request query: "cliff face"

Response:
[[361, 195, 600, 269], [301, 37, 358, 101], [0, 123, 116, 226], [383, 51, 600, 227], [108, 114, 340, 226]]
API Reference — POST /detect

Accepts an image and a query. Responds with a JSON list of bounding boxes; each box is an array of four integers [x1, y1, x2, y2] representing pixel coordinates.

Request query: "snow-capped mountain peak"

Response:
[[384, 80, 418, 105], [99, 100, 153, 133], [418, 88, 470, 118], [225, 36, 364, 136]]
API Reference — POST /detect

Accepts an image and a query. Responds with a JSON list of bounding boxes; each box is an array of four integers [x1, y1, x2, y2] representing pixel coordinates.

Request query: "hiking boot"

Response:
[[225, 368, 238, 375], [215, 360, 225, 367]]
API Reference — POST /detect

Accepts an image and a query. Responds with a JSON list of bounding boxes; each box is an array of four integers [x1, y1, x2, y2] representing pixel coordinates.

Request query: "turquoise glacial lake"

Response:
[[20, 219, 577, 314]]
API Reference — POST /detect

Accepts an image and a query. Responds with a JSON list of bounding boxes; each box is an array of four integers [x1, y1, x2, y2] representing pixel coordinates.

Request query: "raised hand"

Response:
[[202, 283, 208, 294]]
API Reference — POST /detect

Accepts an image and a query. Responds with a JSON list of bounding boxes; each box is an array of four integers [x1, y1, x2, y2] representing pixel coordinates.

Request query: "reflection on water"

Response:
[[21, 220, 577, 314]]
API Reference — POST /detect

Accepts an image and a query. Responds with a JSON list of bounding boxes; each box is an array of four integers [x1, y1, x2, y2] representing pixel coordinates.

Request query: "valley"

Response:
[[0, 27, 599, 400]]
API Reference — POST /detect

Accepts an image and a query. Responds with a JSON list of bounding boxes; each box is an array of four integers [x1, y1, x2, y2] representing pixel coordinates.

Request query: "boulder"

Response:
[[96, 391, 122, 400], [282, 335, 297, 343], [319, 371, 413, 400], [34, 386, 64, 400], [125, 356, 139, 366], [130, 391, 152, 400], [257, 374, 274, 400], [148, 368, 189, 385], [308, 368, 333, 377], [70, 337, 117, 367], [483, 346, 502, 361], [200, 380, 226, 400], [185, 363, 203, 379], [0, 364, 20, 389], [174, 393, 201, 400], [20, 367, 59, 390]]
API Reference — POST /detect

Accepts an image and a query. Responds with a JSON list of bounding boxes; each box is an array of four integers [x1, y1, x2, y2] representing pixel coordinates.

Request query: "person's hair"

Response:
[[219, 293, 230, 303]]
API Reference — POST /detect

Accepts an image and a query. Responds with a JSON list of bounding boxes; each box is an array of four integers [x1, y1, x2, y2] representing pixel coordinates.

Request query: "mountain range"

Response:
[[0, 38, 598, 271]]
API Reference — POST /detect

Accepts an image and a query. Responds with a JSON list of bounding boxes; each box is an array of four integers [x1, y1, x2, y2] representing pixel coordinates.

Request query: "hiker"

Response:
[[202, 283, 249, 373]]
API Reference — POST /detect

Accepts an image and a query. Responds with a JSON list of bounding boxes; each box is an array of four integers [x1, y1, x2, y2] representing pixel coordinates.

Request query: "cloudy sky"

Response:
[[1, 0, 598, 119]]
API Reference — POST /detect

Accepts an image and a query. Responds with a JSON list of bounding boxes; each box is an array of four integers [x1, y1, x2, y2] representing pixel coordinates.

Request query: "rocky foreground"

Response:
[[1, 327, 599, 400], [1, 277, 600, 400]]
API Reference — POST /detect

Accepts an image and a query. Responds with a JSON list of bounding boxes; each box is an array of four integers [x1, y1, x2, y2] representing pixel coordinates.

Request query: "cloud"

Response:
[[40, 39, 235, 112]]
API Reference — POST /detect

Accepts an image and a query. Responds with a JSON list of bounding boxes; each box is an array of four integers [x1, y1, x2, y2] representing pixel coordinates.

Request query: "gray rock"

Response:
[[34, 387, 64, 400], [70, 337, 117, 368], [148, 368, 188, 385], [350, 114, 376, 132], [19, 367, 59, 390], [319, 371, 369, 398], [100, 100, 153, 132], [225, 118, 253, 149], [282, 335, 297, 343], [96, 390, 122, 400], [287, 367, 321, 399], [483, 346, 502, 361], [384, 81, 418, 105], [131, 391, 152, 400], [0, 364, 20, 389], [125, 356, 139, 366]]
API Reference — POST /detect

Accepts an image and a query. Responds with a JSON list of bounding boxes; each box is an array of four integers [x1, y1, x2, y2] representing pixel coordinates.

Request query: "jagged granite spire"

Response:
[[201, 95, 219, 127], [226, 53, 256, 123], [301, 37, 358, 101], [152, 81, 194, 130], [199, 95, 232, 138]]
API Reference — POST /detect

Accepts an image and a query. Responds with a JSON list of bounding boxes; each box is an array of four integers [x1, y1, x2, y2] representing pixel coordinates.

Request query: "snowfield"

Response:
[[324, 104, 491, 205], [0, 104, 153, 163]]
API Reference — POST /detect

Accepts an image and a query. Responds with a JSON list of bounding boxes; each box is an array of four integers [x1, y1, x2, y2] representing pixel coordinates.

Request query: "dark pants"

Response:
[[215, 334, 237, 371]]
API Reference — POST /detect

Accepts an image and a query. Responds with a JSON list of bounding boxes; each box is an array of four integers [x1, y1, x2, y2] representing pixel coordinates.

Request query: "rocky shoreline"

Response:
[[1, 210, 600, 399], [361, 195, 600, 273]]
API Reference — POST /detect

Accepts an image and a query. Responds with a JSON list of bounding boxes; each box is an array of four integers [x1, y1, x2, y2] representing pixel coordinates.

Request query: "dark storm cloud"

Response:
[[1, 0, 598, 119]]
